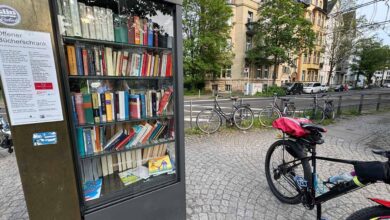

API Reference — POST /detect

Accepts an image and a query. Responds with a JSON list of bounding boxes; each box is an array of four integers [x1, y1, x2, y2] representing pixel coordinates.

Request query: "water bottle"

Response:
[[314, 174, 329, 196], [328, 172, 354, 184]]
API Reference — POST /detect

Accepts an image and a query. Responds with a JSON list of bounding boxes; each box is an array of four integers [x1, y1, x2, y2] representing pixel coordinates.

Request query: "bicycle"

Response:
[[302, 94, 335, 124], [258, 94, 296, 127], [196, 95, 254, 134], [265, 117, 390, 220]]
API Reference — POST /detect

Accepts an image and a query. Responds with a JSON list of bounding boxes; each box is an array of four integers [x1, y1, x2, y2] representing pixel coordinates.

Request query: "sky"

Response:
[[357, 0, 390, 45]]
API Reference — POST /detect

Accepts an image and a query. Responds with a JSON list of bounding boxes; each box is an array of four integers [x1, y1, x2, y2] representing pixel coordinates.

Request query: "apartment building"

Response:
[[206, 0, 328, 93]]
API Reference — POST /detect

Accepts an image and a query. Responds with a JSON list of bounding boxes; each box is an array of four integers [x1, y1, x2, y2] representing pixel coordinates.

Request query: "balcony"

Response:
[[246, 22, 256, 36]]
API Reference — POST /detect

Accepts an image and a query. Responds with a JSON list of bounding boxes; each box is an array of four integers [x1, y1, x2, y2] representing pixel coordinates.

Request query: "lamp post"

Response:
[[382, 67, 388, 87]]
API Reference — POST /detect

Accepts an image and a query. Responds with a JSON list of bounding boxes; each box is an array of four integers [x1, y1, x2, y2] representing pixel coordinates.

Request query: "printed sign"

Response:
[[33, 132, 57, 146], [0, 28, 64, 125], [0, 5, 21, 26]]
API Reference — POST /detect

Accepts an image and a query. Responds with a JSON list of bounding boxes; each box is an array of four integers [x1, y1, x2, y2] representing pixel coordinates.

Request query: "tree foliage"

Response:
[[183, 0, 233, 81], [247, 0, 315, 84], [351, 37, 390, 85]]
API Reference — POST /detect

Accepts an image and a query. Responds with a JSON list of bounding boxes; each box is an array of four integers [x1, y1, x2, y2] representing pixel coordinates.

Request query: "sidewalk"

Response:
[[1, 113, 389, 219]]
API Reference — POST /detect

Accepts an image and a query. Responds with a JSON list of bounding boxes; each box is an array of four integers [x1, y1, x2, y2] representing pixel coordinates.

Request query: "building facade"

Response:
[[206, 0, 329, 93]]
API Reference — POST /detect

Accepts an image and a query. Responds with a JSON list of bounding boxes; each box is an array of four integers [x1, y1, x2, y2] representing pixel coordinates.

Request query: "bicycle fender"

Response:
[[370, 198, 390, 208]]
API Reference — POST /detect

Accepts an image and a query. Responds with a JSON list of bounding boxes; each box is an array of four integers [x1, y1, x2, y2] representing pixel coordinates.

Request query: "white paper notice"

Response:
[[0, 28, 63, 126]]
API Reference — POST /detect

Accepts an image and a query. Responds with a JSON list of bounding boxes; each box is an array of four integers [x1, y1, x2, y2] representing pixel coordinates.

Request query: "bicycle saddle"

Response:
[[372, 149, 390, 159], [230, 96, 239, 101], [301, 123, 327, 133]]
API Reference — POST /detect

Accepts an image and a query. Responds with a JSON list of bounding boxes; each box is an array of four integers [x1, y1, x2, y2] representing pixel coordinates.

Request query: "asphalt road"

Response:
[[184, 88, 390, 126]]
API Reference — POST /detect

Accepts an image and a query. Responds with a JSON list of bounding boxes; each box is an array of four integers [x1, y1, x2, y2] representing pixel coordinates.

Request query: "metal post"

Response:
[[358, 94, 364, 114], [190, 100, 193, 128], [377, 94, 382, 111], [337, 95, 342, 116]]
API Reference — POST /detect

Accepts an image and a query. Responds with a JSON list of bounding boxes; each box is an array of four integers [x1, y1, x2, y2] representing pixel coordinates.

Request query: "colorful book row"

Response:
[[71, 88, 173, 125], [77, 121, 172, 157], [66, 44, 173, 77]]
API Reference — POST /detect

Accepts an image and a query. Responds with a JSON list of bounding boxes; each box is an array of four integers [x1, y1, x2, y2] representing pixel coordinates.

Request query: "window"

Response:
[[246, 36, 253, 51], [248, 11, 254, 23], [225, 84, 232, 91], [221, 66, 232, 78], [256, 68, 262, 79], [302, 70, 306, 81], [313, 52, 316, 64], [264, 66, 269, 78], [304, 53, 308, 64], [308, 52, 312, 64]]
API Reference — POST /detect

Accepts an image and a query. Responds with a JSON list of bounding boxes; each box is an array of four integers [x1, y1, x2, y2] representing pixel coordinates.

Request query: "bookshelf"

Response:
[[52, 0, 184, 217]]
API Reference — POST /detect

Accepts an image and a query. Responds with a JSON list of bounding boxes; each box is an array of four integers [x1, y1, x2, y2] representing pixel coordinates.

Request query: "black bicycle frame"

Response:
[[279, 142, 369, 220], [213, 98, 240, 120]]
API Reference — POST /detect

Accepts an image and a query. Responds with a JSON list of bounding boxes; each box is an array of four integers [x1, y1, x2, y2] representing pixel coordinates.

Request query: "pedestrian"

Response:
[[344, 84, 349, 92]]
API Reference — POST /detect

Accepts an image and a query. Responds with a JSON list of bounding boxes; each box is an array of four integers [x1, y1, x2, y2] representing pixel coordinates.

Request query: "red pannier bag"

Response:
[[272, 117, 311, 138]]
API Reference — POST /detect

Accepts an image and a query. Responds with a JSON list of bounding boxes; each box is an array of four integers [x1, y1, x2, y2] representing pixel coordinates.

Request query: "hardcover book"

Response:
[[148, 155, 172, 176], [69, 0, 82, 37], [66, 45, 77, 75], [83, 94, 94, 124]]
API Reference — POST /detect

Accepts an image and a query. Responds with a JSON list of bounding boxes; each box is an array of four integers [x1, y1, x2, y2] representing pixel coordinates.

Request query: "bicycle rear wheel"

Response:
[[302, 106, 325, 124], [324, 103, 335, 120], [233, 107, 254, 130], [346, 206, 390, 220], [265, 140, 312, 204], [258, 107, 281, 128], [196, 109, 222, 134]]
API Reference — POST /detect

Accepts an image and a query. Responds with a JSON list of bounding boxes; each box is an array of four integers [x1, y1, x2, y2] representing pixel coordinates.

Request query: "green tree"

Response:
[[183, 0, 233, 83], [247, 0, 315, 85], [351, 38, 390, 86]]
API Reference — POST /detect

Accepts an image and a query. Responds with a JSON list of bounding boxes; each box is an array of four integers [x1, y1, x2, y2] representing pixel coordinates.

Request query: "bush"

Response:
[[184, 78, 205, 91], [256, 86, 286, 97]]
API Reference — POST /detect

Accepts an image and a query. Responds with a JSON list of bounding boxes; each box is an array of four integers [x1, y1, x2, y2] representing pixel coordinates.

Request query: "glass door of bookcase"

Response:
[[55, 0, 179, 210]]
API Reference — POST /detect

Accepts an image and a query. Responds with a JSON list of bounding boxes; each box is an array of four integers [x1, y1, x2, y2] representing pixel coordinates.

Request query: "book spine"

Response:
[[92, 93, 100, 123], [86, 6, 96, 39], [61, 0, 74, 36], [82, 48, 89, 75], [84, 128, 94, 155], [134, 16, 140, 45], [148, 19, 153, 47], [78, 2, 90, 39], [87, 47, 96, 76], [93, 6, 102, 40], [94, 47, 101, 75], [71, 95, 78, 123], [124, 91, 129, 120], [143, 18, 148, 46], [140, 94, 146, 118], [100, 8, 109, 41], [121, 52, 129, 76], [139, 19, 143, 45], [105, 93, 113, 122], [75, 93, 86, 124], [69, 0, 82, 37], [128, 16, 135, 44], [66, 45, 78, 75], [100, 93, 107, 122], [77, 128, 85, 157], [75, 45, 84, 76], [114, 92, 120, 121], [83, 94, 95, 124], [107, 9, 115, 41], [105, 47, 114, 76]]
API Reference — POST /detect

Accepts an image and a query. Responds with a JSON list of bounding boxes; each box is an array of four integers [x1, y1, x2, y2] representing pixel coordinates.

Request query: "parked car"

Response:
[[383, 83, 390, 88], [320, 85, 329, 93], [333, 84, 344, 92], [303, 83, 322, 94], [286, 82, 304, 95]]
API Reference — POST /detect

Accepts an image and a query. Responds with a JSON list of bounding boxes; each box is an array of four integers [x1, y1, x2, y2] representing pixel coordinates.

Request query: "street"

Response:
[[184, 88, 390, 127]]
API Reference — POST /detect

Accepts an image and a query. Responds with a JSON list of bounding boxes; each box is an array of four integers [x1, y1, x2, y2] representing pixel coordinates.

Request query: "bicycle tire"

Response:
[[303, 106, 325, 124], [258, 107, 282, 128], [233, 107, 254, 130], [325, 103, 335, 120], [346, 206, 390, 220], [196, 109, 222, 134], [265, 140, 312, 204]]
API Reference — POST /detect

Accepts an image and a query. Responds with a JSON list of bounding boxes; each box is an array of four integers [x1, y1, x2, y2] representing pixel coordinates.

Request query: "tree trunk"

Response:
[[327, 63, 334, 86], [273, 57, 278, 85], [355, 72, 360, 88]]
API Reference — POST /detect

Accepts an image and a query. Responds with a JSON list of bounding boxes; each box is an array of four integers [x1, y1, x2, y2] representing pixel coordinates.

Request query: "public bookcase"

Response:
[[0, 0, 185, 219]]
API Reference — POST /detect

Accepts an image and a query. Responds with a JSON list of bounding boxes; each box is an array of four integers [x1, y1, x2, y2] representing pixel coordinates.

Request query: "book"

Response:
[[129, 94, 141, 119], [91, 93, 100, 123], [115, 132, 134, 151], [121, 51, 129, 76], [114, 15, 128, 43], [139, 18, 143, 45], [77, 128, 85, 157], [87, 47, 96, 75], [104, 129, 127, 151], [83, 128, 94, 155], [75, 45, 84, 76], [66, 45, 77, 75], [107, 155, 114, 175], [69, 0, 82, 37], [83, 178, 102, 201], [127, 16, 135, 44], [105, 47, 114, 76], [140, 93, 146, 118], [115, 51, 122, 76], [118, 169, 140, 186], [61, 0, 74, 36], [101, 155, 108, 176], [158, 88, 173, 115], [106, 9, 115, 41], [83, 94, 94, 124], [71, 95, 78, 123], [134, 16, 141, 45], [148, 155, 172, 176], [94, 126, 101, 152], [82, 47, 89, 75], [79, 3, 90, 39], [100, 93, 107, 122], [74, 93, 86, 124], [86, 6, 96, 39], [105, 92, 113, 122], [143, 18, 148, 46], [101, 8, 109, 41], [148, 19, 153, 47], [94, 47, 101, 75], [93, 6, 103, 40]]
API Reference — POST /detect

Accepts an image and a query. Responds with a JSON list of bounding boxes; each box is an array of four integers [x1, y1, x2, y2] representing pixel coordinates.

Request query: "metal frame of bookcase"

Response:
[[49, 0, 185, 219]]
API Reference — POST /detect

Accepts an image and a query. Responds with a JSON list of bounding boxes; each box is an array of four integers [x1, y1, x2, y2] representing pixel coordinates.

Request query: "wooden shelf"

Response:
[[76, 115, 174, 128], [63, 36, 173, 51], [81, 138, 175, 160]]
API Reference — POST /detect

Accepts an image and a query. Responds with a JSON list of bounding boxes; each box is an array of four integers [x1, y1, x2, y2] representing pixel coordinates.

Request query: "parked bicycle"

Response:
[[258, 94, 296, 127], [302, 94, 335, 124], [265, 117, 390, 220], [196, 95, 254, 134]]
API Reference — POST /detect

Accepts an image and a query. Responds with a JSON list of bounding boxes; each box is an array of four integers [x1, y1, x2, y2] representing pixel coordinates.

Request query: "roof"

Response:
[[327, 0, 338, 13]]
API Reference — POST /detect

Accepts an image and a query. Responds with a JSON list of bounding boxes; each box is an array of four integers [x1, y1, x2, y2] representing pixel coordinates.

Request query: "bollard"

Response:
[[337, 96, 343, 116], [358, 94, 364, 114], [377, 94, 382, 111], [198, 90, 201, 99], [190, 100, 193, 128]]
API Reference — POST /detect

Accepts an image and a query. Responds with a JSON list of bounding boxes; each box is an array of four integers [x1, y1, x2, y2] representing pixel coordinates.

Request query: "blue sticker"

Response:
[[33, 132, 57, 146], [0, 5, 21, 26]]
